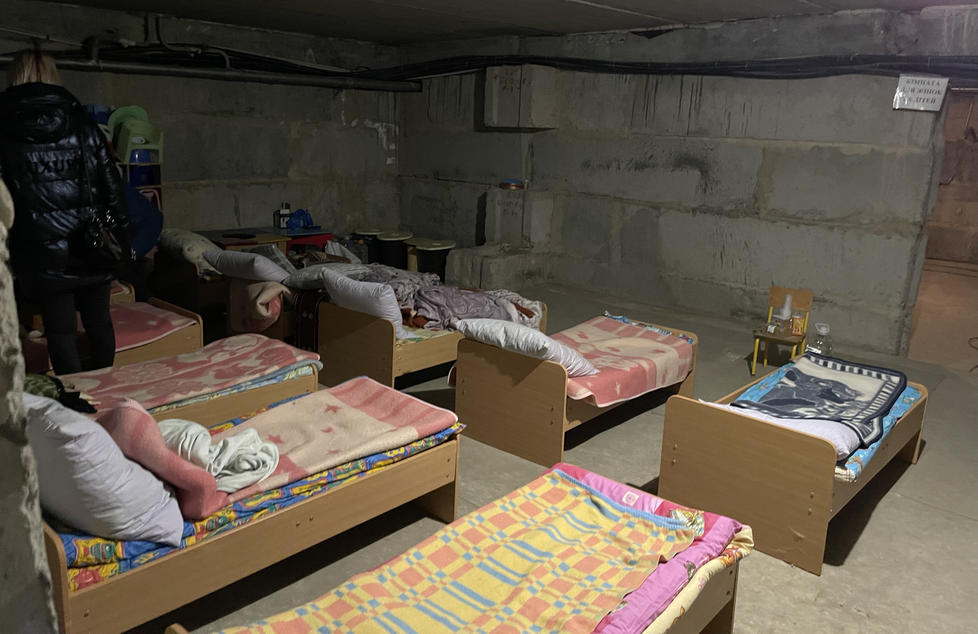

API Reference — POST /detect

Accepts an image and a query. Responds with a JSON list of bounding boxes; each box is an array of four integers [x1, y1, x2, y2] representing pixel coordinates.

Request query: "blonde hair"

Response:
[[7, 50, 61, 86]]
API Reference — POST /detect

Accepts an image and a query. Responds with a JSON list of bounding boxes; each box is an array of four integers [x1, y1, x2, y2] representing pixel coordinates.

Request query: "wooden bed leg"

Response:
[[413, 436, 459, 523], [701, 568, 738, 634], [42, 524, 70, 634], [899, 428, 923, 464], [414, 480, 457, 524]]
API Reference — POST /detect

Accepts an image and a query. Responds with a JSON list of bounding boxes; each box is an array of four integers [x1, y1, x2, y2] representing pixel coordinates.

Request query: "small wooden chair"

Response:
[[751, 286, 813, 375]]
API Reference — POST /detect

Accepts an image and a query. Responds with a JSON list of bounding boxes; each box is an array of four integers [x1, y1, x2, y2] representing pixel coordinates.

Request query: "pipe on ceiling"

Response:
[[0, 55, 421, 92]]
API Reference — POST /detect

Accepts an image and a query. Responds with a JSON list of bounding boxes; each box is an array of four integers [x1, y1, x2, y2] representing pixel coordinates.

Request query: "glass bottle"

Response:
[[806, 323, 832, 356]]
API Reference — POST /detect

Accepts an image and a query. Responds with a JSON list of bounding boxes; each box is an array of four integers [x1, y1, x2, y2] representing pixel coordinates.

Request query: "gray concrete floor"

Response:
[[908, 260, 978, 373], [142, 283, 978, 634]]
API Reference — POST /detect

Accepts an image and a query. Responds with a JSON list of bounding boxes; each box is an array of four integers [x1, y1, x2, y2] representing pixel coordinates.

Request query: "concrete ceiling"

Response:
[[60, 0, 965, 43]]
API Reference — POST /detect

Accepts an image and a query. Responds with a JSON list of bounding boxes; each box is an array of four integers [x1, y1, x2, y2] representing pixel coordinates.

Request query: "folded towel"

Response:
[[96, 400, 227, 520], [158, 419, 279, 493]]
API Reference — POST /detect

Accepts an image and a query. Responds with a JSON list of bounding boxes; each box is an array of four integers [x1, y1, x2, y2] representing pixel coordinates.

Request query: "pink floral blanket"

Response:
[[224, 377, 459, 502], [62, 334, 319, 412], [112, 302, 197, 351], [21, 302, 197, 373], [553, 316, 693, 407]]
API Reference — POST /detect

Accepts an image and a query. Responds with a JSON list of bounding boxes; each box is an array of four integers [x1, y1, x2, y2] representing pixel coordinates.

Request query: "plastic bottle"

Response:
[[806, 323, 833, 356]]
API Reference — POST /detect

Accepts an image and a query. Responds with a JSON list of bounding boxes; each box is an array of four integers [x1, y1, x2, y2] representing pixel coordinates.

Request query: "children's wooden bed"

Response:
[[455, 322, 697, 467], [111, 299, 204, 367], [61, 336, 321, 428], [163, 555, 738, 634], [658, 373, 927, 575], [44, 435, 459, 634], [317, 301, 548, 387], [162, 463, 746, 634]]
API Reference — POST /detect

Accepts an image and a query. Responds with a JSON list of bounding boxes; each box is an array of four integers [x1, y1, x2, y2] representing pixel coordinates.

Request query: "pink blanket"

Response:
[[553, 316, 693, 407], [112, 302, 196, 351], [550, 463, 743, 633], [62, 334, 319, 412], [224, 377, 458, 502], [21, 302, 196, 373]]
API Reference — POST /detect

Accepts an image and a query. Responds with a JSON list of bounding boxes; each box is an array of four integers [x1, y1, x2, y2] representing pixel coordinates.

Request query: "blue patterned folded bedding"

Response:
[[738, 361, 922, 481]]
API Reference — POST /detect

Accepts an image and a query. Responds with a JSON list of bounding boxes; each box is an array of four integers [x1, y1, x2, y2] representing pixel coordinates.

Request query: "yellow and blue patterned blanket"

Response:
[[219, 468, 700, 633]]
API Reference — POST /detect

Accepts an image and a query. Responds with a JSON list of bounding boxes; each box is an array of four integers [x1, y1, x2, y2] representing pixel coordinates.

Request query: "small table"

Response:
[[196, 227, 333, 254]]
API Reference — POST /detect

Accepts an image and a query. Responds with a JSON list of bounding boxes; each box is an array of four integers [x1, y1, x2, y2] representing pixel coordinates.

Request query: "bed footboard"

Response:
[[318, 302, 396, 386], [456, 339, 569, 466], [660, 395, 838, 575]]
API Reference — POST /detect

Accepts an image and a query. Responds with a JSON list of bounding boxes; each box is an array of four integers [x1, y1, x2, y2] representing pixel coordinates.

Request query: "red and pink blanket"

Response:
[[222, 376, 459, 502], [62, 334, 319, 413], [553, 316, 694, 407]]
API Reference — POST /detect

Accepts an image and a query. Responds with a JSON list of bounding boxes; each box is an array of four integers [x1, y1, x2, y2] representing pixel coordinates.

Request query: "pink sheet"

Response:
[[61, 334, 319, 413], [548, 463, 742, 633], [22, 302, 196, 373], [225, 377, 458, 501], [553, 316, 693, 407]]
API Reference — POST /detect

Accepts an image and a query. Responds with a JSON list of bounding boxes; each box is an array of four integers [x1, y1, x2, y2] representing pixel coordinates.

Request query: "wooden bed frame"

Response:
[[317, 301, 548, 387], [111, 298, 204, 367], [45, 433, 460, 634], [454, 324, 697, 467], [162, 494, 739, 634], [658, 373, 927, 575]]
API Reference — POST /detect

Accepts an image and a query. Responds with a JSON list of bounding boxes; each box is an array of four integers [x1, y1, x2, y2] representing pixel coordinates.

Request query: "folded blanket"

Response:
[[555, 316, 694, 407], [221, 376, 459, 502], [228, 279, 289, 333], [732, 353, 907, 447], [158, 419, 279, 493]]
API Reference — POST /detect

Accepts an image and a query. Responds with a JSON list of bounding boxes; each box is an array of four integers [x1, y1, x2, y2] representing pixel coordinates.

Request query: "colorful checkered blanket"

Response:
[[220, 468, 702, 633]]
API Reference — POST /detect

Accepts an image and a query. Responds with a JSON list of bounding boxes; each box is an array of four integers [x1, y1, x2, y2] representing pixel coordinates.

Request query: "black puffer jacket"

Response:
[[0, 82, 129, 295]]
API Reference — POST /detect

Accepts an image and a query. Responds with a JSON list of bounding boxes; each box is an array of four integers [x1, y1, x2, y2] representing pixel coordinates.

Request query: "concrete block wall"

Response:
[[528, 71, 943, 353], [1, 0, 402, 234], [926, 93, 978, 264], [398, 6, 978, 354]]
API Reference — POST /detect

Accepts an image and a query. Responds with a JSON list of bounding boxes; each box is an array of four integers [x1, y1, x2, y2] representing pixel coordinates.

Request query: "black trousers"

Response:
[[39, 281, 115, 375]]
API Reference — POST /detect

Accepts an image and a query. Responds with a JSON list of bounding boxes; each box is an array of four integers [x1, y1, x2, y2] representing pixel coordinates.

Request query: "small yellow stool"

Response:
[[751, 286, 813, 375]]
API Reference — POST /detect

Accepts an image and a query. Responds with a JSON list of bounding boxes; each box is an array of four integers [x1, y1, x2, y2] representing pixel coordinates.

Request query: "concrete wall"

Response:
[[1, 183, 57, 632], [402, 6, 978, 354], [926, 93, 978, 264], [1, 0, 403, 234]]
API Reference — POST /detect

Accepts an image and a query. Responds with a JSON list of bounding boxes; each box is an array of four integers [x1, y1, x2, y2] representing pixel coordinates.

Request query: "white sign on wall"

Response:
[[892, 74, 949, 111]]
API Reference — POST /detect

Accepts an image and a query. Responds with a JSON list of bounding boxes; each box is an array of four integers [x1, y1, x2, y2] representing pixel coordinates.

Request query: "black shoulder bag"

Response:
[[69, 133, 127, 273]]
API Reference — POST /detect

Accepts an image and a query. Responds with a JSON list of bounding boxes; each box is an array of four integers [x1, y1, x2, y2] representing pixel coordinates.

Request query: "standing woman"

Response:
[[0, 50, 131, 374]]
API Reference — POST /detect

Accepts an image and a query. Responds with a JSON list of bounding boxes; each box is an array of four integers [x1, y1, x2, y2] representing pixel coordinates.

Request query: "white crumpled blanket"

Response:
[[158, 419, 279, 493]]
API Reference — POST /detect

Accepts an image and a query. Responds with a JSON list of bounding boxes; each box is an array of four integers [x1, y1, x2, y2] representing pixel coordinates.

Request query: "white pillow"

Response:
[[203, 249, 289, 282], [456, 318, 598, 377], [322, 269, 409, 339], [158, 229, 219, 274], [22, 393, 184, 546], [284, 263, 370, 289]]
